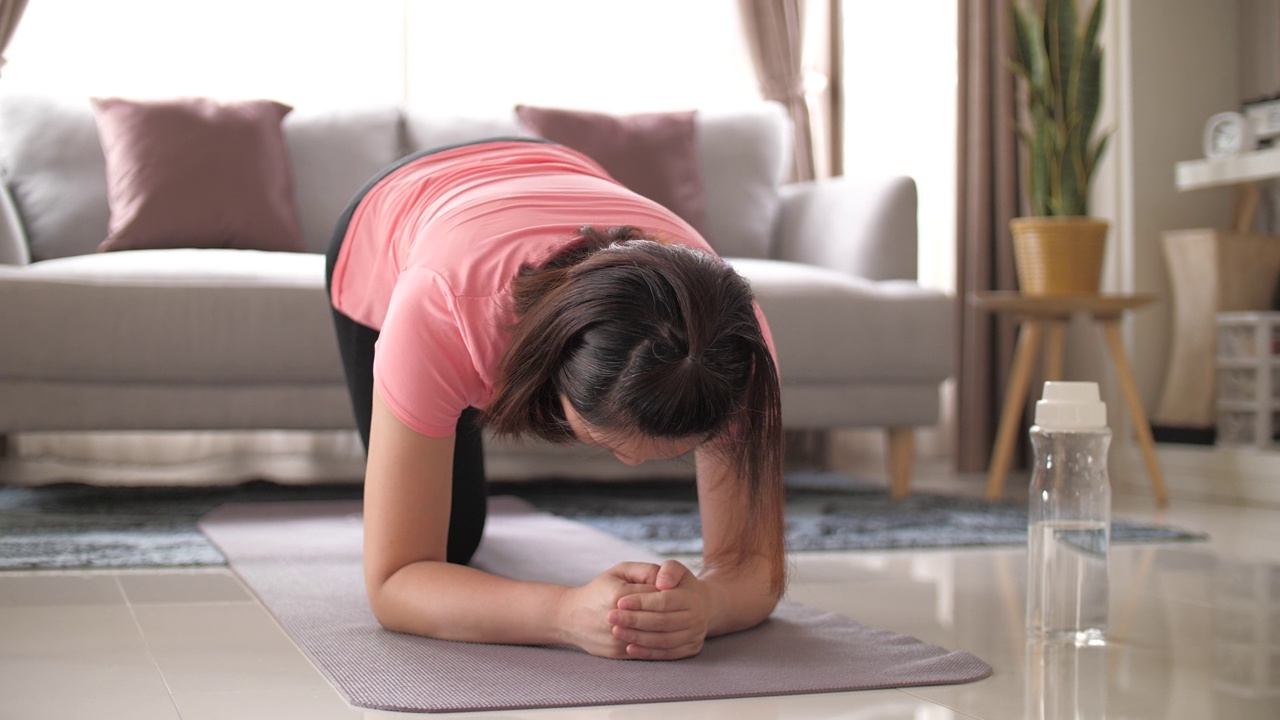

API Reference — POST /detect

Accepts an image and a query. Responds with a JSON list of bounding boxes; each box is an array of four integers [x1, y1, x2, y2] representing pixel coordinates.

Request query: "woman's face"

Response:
[[559, 395, 701, 466]]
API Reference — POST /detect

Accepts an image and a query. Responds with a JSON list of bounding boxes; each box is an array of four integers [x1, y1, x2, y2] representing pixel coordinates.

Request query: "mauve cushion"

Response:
[[92, 97, 305, 253], [514, 105, 706, 233]]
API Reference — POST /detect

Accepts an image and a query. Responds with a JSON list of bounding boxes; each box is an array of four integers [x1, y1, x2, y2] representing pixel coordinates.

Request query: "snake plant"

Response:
[[1009, 0, 1110, 217]]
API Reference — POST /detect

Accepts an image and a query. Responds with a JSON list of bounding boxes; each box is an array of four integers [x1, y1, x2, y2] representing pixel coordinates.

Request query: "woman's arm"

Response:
[[362, 388, 659, 657], [607, 448, 784, 659], [691, 447, 784, 634]]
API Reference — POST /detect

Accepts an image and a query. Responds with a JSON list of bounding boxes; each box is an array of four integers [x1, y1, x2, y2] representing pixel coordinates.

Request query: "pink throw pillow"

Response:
[[92, 97, 305, 253], [515, 105, 706, 233]]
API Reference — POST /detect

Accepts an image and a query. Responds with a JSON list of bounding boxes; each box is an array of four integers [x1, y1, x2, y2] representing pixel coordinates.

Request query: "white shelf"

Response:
[[1176, 146, 1280, 190]]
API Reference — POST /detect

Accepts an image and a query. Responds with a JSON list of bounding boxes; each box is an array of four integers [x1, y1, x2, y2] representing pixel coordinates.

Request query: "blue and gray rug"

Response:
[[0, 473, 1206, 570]]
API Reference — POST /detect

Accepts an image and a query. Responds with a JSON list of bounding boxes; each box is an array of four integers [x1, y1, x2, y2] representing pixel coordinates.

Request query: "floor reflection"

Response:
[[1024, 641, 1107, 720], [831, 543, 1280, 719], [1211, 555, 1280, 719]]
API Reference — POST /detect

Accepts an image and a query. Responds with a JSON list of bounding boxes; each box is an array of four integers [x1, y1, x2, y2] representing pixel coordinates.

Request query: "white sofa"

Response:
[[0, 94, 953, 492]]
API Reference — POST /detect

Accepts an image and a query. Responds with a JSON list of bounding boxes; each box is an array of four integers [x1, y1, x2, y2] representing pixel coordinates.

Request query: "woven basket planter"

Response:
[[1011, 217, 1108, 296]]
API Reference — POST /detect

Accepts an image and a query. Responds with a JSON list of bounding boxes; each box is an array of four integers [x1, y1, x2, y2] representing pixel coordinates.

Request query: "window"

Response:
[[403, 1, 758, 113], [5, 0, 756, 112], [4, 0, 405, 106], [842, 0, 957, 291]]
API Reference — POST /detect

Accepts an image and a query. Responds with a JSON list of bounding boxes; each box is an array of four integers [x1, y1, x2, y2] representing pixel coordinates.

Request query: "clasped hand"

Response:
[[561, 560, 711, 660]]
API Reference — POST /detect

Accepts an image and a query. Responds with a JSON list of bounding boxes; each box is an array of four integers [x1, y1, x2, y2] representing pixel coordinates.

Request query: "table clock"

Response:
[[1204, 111, 1256, 158]]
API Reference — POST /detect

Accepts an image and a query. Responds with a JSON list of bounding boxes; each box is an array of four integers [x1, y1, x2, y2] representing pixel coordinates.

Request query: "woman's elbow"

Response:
[[751, 591, 781, 626], [365, 572, 408, 633]]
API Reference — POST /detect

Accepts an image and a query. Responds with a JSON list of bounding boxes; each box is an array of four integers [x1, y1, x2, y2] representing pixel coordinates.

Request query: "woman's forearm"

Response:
[[700, 562, 781, 637], [370, 561, 569, 646]]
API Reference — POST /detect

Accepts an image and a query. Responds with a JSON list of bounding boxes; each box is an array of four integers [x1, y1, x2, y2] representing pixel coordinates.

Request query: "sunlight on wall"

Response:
[[842, 1, 958, 292]]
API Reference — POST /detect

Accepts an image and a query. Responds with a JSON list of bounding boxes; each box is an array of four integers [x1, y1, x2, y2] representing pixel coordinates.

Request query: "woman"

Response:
[[325, 138, 785, 661]]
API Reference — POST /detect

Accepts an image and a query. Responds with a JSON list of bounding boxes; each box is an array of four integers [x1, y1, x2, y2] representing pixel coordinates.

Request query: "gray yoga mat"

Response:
[[199, 497, 992, 713]]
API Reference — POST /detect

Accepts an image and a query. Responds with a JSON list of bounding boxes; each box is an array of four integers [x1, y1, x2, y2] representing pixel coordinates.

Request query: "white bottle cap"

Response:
[[1034, 381, 1107, 430]]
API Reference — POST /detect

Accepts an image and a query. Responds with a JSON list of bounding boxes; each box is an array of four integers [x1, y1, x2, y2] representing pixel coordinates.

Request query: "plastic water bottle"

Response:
[[1025, 381, 1111, 646]]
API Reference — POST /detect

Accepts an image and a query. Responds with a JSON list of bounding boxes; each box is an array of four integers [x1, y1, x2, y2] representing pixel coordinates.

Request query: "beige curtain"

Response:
[[0, 0, 27, 75], [955, 0, 1024, 472], [807, 0, 842, 179], [739, 0, 817, 182], [824, 0, 842, 177], [0, 0, 27, 456]]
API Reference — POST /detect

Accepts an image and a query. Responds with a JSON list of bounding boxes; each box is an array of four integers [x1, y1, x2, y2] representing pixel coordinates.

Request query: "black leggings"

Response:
[[324, 143, 548, 564]]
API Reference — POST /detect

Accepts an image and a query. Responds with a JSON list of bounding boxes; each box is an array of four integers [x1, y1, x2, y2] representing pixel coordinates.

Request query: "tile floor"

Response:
[[2, 469, 1279, 719]]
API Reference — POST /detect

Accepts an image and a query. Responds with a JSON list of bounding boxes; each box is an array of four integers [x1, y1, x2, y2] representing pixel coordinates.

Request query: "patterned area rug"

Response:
[[0, 473, 1206, 570], [512, 473, 1207, 554]]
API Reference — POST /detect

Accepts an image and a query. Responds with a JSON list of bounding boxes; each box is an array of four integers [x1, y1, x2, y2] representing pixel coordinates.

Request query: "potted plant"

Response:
[[1008, 0, 1111, 296]]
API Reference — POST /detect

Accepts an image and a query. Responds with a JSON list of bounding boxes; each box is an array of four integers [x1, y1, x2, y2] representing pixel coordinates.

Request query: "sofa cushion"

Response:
[[696, 104, 790, 259], [284, 106, 404, 253], [0, 249, 342, 384], [92, 97, 306, 254], [0, 95, 406, 260], [514, 104, 707, 233], [730, 258, 953, 384], [0, 94, 111, 261]]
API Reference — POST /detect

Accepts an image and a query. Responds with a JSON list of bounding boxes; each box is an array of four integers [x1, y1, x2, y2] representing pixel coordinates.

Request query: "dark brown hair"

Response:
[[482, 226, 785, 595]]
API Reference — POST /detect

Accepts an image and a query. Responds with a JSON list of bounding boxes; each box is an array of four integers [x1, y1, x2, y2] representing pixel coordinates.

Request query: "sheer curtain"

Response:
[[738, 0, 830, 182], [0, 0, 27, 75], [0, 0, 406, 104], [403, 1, 757, 113]]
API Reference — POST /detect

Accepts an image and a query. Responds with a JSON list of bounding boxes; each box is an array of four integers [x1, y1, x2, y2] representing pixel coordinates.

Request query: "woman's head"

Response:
[[559, 394, 702, 466], [485, 226, 776, 455], [559, 239, 759, 440], [484, 226, 785, 593]]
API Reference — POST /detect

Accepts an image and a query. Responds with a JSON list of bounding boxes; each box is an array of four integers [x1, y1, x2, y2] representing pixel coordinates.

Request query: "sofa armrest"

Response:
[[773, 175, 917, 281], [0, 182, 30, 265]]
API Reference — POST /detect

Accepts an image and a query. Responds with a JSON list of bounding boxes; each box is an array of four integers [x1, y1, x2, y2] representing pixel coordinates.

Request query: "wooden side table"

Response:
[[970, 292, 1169, 507]]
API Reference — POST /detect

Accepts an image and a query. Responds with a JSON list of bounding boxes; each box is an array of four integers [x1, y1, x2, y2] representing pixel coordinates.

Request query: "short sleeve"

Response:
[[374, 268, 484, 437]]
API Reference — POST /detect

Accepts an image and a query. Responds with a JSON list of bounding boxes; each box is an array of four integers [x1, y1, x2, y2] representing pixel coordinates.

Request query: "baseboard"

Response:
[[1147, 444, 1280, 507], [1151, 424, 1215, 445]]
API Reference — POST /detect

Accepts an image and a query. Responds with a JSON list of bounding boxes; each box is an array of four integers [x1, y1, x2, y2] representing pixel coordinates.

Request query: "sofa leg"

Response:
[[0, 434, 9, 458], [886, 427, 914, 499]]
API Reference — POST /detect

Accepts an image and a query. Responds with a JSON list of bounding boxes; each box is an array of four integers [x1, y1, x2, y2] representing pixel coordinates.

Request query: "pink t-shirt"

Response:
[[330, 140, 773, 438]]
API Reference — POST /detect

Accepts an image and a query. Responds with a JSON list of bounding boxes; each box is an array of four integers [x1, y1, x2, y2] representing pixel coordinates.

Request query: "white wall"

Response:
[[1114, 0, 1240, 413], [1240, 0, 1280, 100], [1100, 0, 1277, 492]]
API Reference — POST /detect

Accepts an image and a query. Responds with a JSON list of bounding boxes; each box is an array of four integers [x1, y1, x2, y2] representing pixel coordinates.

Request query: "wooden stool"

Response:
[[970, 292, 1169, 507]]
